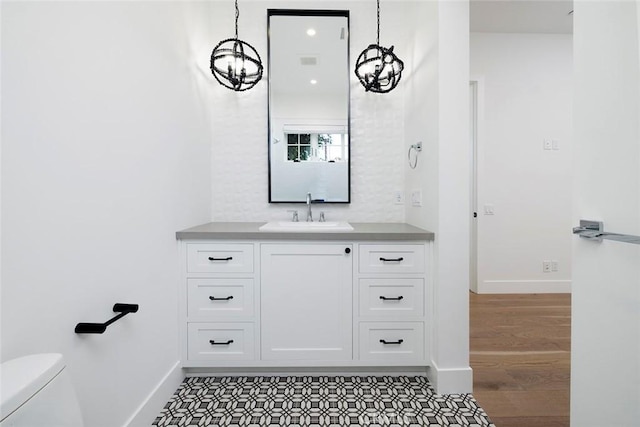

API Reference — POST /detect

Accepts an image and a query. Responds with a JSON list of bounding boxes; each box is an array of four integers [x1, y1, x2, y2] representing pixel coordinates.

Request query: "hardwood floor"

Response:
[[470, 293, 571, 427]]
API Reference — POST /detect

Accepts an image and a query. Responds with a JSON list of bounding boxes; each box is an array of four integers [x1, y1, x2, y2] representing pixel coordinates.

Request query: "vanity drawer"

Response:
[[359, 278, 424, 318], [186, 243, 254, 274], [358, 244, 425, 274], [187, 322, 255, 361], [187, 278, 254, 319], [358, 322, 424, 362]]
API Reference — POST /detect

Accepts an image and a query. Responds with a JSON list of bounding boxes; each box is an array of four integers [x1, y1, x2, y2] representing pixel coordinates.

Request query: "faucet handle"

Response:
[[319, 212, 325, 222], [287, 210, 299, 222]]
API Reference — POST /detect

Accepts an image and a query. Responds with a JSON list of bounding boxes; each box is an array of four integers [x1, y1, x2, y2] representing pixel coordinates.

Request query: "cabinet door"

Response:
[[261, 244, 353, 361]]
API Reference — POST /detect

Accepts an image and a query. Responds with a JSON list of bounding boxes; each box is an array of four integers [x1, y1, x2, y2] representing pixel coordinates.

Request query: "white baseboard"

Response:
[[184, 366, 429, 377], [477, 279, 572, 294], [426, 361, 473, 395], [123, 361, 183, 427]]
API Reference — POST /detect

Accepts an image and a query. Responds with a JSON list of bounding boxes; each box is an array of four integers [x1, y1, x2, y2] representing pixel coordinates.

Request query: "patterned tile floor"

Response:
[[153, 376, 495, 427]]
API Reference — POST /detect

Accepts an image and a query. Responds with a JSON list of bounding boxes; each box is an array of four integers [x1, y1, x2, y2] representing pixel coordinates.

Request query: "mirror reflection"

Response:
[[268, 10, 350, 203]]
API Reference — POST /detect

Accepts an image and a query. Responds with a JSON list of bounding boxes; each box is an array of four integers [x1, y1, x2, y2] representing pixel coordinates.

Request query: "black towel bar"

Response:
[[75, 303, 139, 334]]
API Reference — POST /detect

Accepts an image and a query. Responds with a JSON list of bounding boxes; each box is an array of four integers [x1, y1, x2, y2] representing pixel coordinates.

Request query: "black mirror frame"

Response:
[[267, 9, 351, 204]]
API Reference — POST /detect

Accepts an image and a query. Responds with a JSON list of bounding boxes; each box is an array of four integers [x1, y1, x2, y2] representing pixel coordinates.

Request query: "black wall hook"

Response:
[[75, 303, 139, 334]]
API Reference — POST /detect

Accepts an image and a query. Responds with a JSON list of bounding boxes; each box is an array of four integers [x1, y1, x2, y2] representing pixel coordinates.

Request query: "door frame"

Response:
[[469, 78, 484, 293]]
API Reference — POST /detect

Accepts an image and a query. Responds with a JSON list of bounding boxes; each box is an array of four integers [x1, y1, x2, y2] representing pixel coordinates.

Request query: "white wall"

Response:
[[470, 32, 573, 293], [1, 2, 212, 426], [571, 1, 640, 425], [404, 0, 439, 229], [404, 0, 472, 393]]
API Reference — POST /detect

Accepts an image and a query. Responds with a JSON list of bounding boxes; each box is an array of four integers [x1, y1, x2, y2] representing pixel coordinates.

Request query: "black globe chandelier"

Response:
[[354, 0, 404, 93], [210, 0, 263, 91]]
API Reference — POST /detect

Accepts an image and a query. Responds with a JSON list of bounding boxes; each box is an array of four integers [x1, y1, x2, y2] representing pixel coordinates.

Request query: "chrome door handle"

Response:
[[573, 220, 640, 245]]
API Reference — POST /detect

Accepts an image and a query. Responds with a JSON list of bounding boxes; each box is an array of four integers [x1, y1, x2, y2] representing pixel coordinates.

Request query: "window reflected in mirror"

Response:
[[286, 133, 349, 163]]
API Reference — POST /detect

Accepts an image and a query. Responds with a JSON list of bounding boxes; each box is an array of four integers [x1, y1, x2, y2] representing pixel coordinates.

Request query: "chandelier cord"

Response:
[[376, 0, 380, 46], [235, 0, 239, 39]]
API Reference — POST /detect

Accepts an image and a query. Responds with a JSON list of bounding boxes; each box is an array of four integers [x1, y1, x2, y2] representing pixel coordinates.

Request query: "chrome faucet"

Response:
[[306, 192, 313, 222]]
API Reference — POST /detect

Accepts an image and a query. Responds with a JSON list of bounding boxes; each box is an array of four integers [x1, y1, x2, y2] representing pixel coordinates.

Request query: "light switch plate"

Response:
[[394, 191, 404, 205], [411, 190, 422, 207]]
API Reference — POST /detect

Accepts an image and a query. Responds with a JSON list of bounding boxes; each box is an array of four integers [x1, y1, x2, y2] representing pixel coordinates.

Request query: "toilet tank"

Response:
[[0, 353, 83, 426]]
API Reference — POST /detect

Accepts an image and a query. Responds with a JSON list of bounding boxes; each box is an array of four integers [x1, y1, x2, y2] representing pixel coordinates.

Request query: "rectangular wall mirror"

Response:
[[268, 9, 350, 203]]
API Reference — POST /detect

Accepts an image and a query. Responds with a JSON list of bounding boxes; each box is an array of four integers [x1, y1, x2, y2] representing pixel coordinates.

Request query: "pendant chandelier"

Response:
[[210, 0, 263, 91], [354, 0, 404, 93]]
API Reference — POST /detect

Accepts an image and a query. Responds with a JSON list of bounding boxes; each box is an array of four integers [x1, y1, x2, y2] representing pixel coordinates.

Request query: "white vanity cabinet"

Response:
[[177, 223, 433, 370], [261, 243, 353, 361]]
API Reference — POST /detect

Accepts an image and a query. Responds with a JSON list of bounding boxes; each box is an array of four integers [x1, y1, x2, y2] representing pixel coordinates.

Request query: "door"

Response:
[[571, 2, 640, 426], [260, 243, 353, 361]]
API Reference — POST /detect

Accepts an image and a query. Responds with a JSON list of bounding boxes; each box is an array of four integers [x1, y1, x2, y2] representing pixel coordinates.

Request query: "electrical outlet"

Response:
[[394, 191, 404, 205], [543, 139, 553, 150], [543, 261, 552, 273], [551, 261, 559, 272]]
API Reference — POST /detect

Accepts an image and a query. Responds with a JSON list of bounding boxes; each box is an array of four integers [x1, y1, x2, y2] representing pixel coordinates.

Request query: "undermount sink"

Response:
[[259, 221, 354, 232]]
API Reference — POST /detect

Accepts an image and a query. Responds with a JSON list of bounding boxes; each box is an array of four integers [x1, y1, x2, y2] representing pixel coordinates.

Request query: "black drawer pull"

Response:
[[208, 256, 233, 261], [209, 295, 234, 301], [379, 295, 404, 301], [380, 339, 404, 345], [209, 339, 234, 345], [379, 257, 404, 262]]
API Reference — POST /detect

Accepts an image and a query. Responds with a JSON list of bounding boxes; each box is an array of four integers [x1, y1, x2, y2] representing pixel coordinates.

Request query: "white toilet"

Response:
[[0, 353, 84, 426]]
